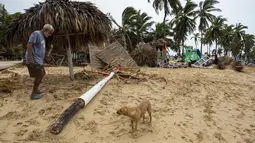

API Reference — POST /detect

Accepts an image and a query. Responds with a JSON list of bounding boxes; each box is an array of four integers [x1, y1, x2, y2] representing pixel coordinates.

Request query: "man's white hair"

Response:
[[43, 24, 54, 31]]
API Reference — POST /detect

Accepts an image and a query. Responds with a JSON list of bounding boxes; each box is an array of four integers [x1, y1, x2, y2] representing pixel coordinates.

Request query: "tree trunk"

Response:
[[182, 41, 185, 56], [163, 12, 167, 39], [194, 40, 197, 49], [177, 40, 181, 56], [125, 32, 133, 52], [200, 31, 203, 54], [207, 44, 209, 54], [66, 34, 74, 80], [247, 53, 250, 63], [122, 32, 127, 49], [215, 38, 218, 64]]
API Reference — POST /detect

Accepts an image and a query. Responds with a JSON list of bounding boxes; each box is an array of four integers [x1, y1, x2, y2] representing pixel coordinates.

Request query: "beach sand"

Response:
[[0, 65, 255, 143]]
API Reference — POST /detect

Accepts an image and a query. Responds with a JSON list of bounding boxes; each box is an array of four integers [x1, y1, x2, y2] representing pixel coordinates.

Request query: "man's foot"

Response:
[[30, 93, 41, 100], [37, 90, 42, 94]]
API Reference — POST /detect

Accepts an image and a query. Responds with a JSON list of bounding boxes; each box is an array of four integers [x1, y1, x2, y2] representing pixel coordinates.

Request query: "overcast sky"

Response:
[[1, 0, 255, 53]]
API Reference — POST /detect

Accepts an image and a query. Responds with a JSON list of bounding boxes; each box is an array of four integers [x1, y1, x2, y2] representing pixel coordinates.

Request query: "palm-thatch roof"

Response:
[[5, 0, 112, 52]]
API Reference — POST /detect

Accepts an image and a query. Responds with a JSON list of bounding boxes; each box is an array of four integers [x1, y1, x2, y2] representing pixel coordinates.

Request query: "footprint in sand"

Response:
[[194, 131, 204, 142], [25, 129, 43, 141], [213, 132, 225, 141], [94, 105, 109, 115], [0, 111, 26, 120], [15, 129, 28, 137], [82, 120, 98, 133], [128, 132, 143, 139]]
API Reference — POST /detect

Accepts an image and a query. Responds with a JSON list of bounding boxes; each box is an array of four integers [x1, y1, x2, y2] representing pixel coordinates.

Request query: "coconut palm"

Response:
[[203, 29, 214, 55], [228, 23, 248, 59], [207, 16, 227, 60], [108, 7, 136, 52], [243, 34, 255, 62], [172, 0, 197, 55], [131, 10, 155, 43], [149, 0, 181, 39], [151, 21, 174, 39], [219, 24, 234, 55], [195, 0, 221, 54], [109, 7, 154, 52], [5, 0, 112, 80], [233, 23, 248, 41], [191, 33, 200, 49]]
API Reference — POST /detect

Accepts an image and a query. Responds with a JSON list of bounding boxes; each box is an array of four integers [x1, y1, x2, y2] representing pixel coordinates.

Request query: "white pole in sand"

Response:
[[78, 72, 115, 105]]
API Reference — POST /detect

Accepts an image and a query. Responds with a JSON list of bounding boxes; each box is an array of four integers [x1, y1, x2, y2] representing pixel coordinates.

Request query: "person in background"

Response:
[[25, 24, 54, 100]]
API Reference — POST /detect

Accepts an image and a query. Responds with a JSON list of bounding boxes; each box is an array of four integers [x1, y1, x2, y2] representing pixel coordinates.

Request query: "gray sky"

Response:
[[1, 0, 255, 53]]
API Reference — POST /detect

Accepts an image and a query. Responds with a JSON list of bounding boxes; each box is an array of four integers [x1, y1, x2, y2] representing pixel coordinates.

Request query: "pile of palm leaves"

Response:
[[232, 61, 244, 72], [217, 56, 234, 69], [131, 43, 157, 67], [5, 0, 112, 51]]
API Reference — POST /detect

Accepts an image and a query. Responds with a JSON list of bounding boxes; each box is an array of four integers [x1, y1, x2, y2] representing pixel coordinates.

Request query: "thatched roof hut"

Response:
[[5, 0, 112, 80], [5, 0, 112, 51]]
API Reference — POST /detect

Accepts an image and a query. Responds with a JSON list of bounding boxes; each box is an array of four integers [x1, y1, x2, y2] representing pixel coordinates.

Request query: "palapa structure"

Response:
[[5, 0, 112, 79]]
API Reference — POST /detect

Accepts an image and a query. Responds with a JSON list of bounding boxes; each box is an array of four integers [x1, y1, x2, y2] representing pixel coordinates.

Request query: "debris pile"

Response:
[[232, 61, 244, 72], [131, 43, 157, 67], [218, 56, 234, 66], [74, 65, 167, 85], [90, 41, 139, 70], [158, 61, 188, 68]]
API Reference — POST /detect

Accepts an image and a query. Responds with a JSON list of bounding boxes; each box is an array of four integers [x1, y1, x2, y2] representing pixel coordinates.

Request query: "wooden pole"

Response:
[[49, 71, 117, 134], [66, 33, 74, 80], [50, 98, 85, 134]]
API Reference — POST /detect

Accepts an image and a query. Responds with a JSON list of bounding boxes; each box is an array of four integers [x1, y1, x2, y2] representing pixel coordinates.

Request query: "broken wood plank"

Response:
[[89, 45, 107, 69], [95, 42, 139, 70]]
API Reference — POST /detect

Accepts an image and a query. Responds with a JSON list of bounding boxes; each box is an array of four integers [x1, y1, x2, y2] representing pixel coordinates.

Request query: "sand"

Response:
[[0, 65, 255, 143]]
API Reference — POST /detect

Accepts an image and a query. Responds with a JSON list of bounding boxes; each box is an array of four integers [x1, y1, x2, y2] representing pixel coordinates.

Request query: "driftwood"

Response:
[[49, 98, 85, 134]]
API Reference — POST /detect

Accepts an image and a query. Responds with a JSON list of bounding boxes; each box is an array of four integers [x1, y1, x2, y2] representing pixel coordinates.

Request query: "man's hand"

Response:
[[28, 57, 34, 64]]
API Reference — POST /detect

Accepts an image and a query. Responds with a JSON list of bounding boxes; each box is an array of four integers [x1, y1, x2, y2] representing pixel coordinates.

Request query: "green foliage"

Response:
[[0, 3, 21, 45]]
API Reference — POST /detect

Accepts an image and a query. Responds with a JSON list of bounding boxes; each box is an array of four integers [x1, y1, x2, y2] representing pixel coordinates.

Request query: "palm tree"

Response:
[[230, 23, 248, 59], [191, 33, 200, 49], [152, 21, 174, 39], [109, 7, 154, 51], [132, 10, 155, 43], [233, 23, 248, 42], [207, 16, 227, 60], [108, 7, 137, 52], [172, 0, 197, 55], [203, 29, 213, 55], [195, 0, 221, 54], [219, 24, 234, 55], [243, 34, 255, 62], [149, 0, 181, 39]]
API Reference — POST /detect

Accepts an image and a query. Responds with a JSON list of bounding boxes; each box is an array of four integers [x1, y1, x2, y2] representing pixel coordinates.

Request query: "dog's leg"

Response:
[[131, 120, 134, 131], [135, 121, 138, 131], [143, 115, 145, 122], [148, 106, 152, 123]]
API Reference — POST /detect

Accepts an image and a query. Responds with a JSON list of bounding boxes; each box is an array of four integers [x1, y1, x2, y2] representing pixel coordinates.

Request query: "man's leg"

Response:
[[30, 65, 45, 99]]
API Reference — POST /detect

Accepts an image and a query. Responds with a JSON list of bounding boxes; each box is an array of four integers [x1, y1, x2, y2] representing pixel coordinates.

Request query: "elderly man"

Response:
[[25, 24, 54, 100]]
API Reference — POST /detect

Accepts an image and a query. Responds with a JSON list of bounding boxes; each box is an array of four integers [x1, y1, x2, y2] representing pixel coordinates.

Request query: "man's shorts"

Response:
[[26, 64, 45, 78]]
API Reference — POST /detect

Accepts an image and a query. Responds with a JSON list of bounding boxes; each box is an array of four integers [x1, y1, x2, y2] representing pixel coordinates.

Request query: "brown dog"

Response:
[[116, 99, 152, 131]]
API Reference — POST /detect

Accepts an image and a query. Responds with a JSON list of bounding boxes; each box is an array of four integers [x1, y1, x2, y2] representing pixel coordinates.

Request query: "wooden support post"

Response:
[[66, 33, 74, 80], [50, 98, 85, 134]]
